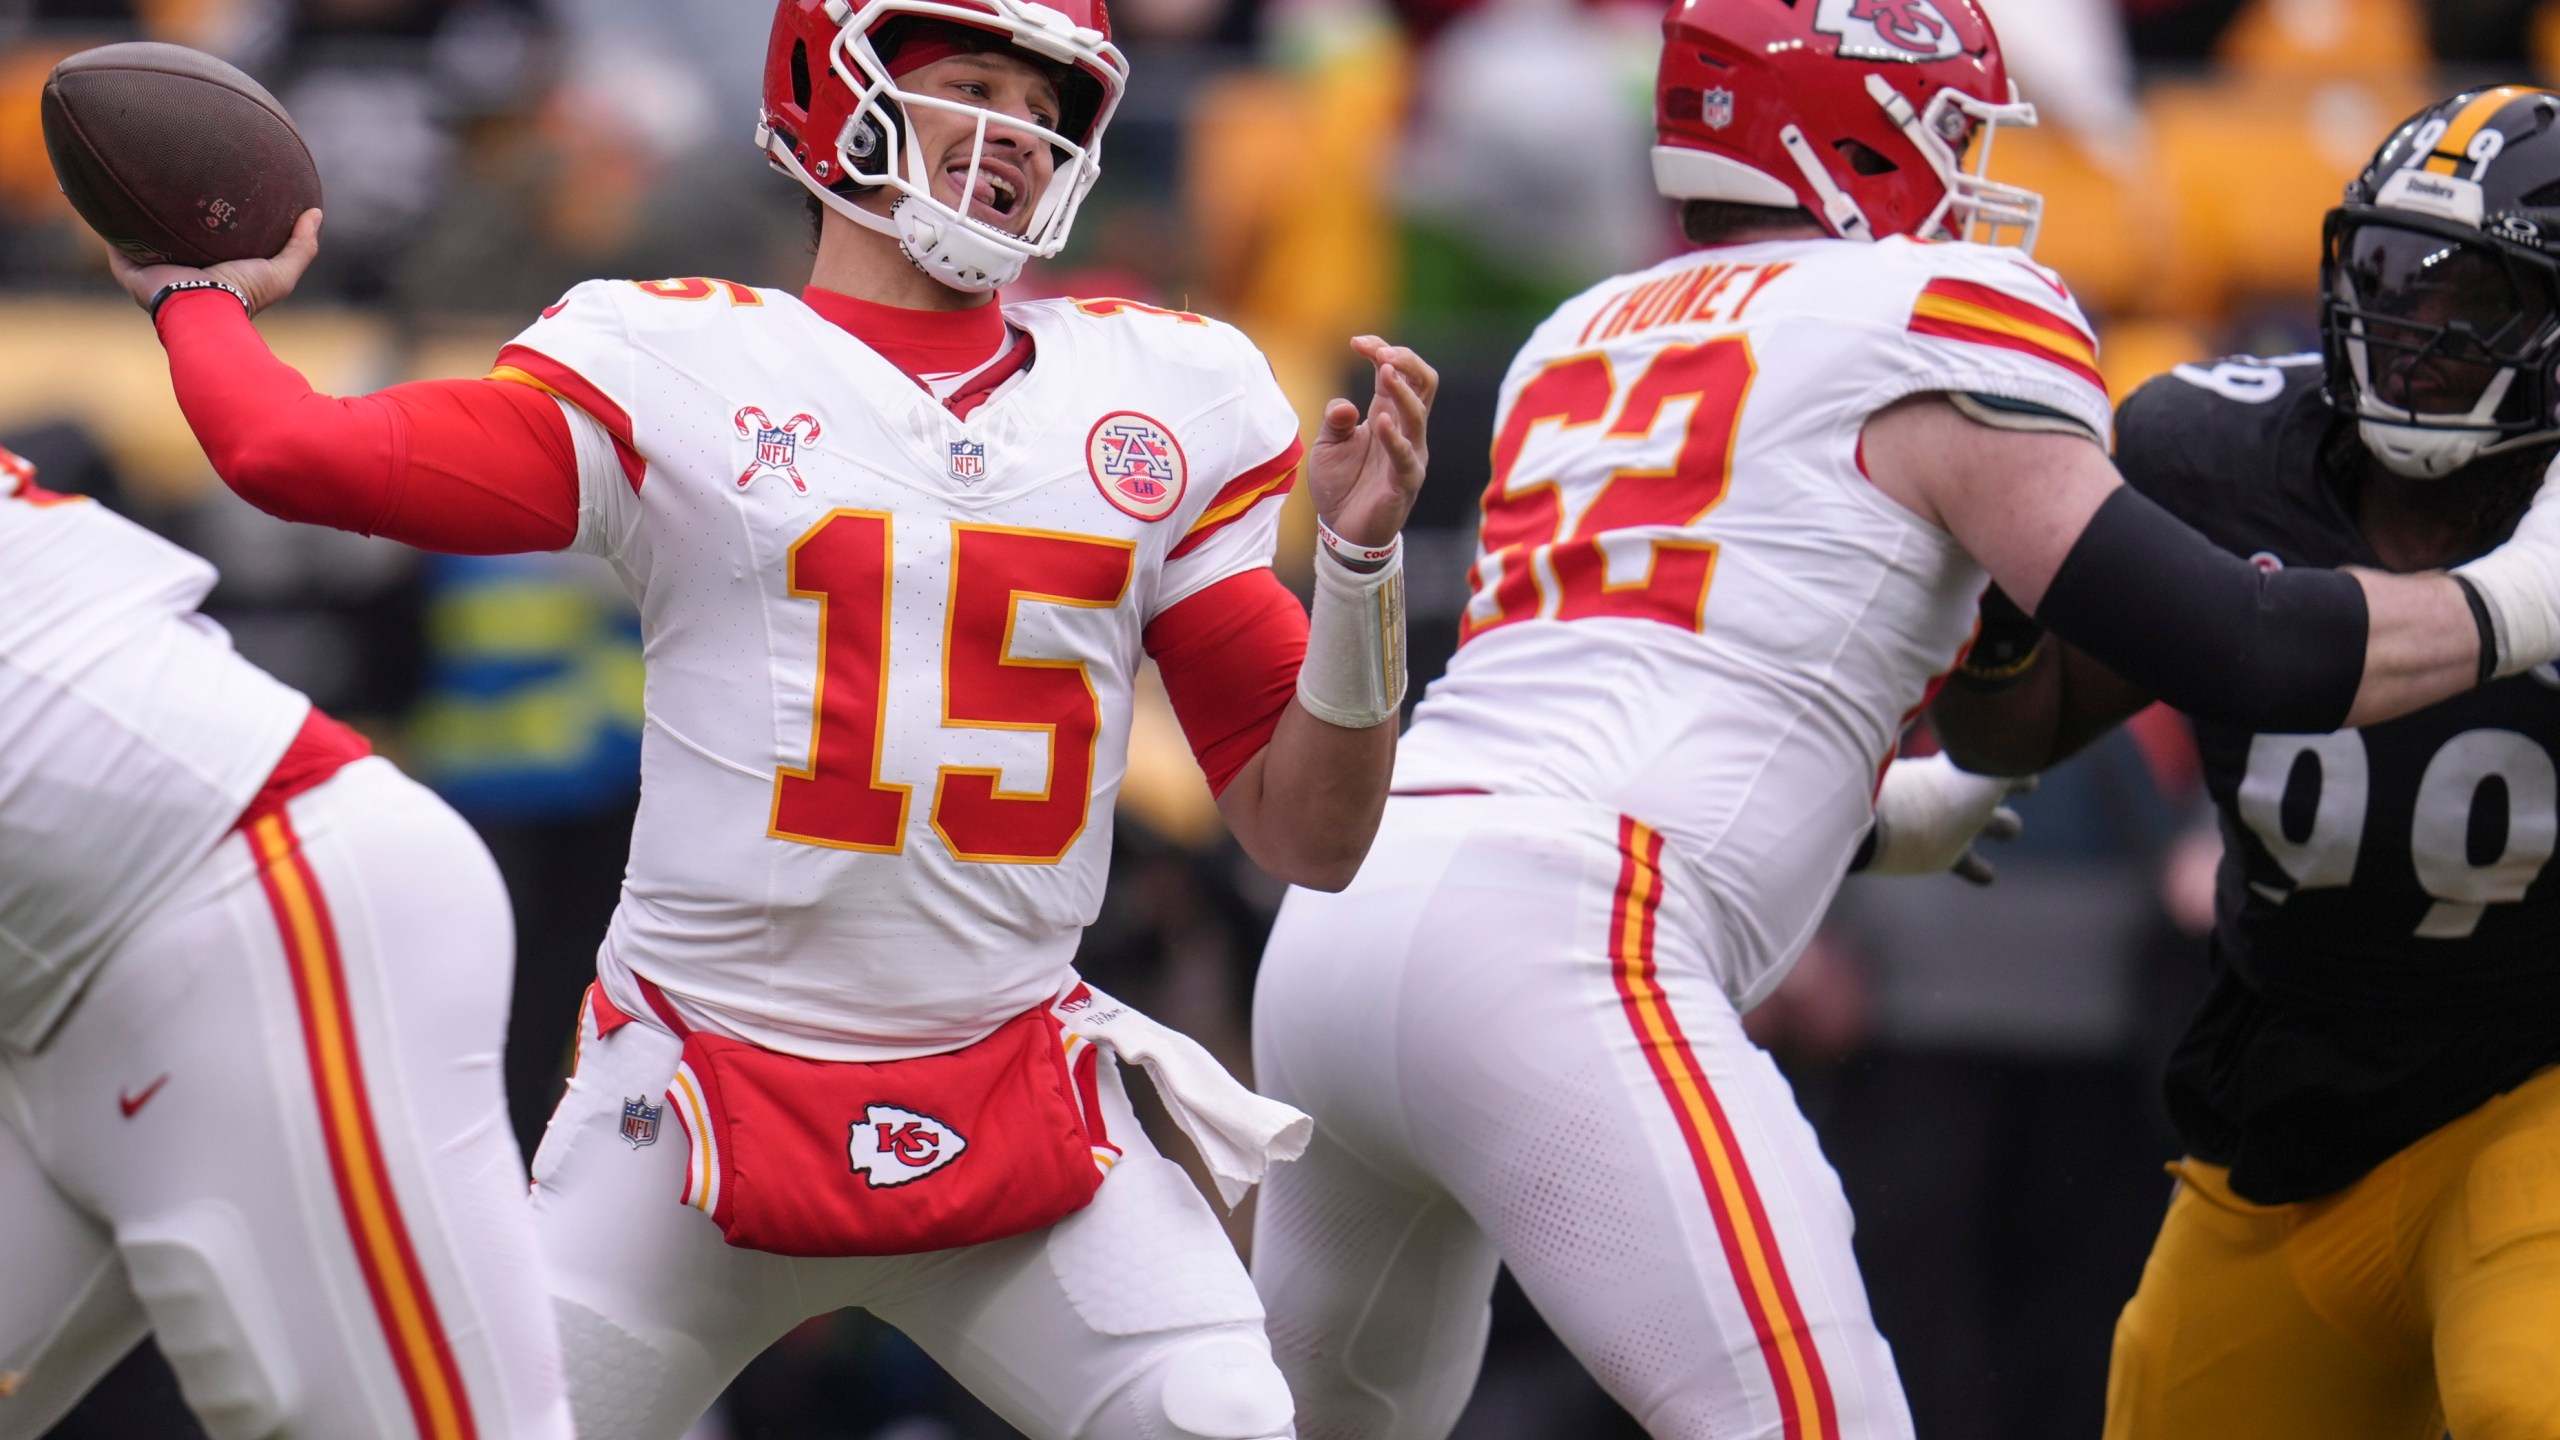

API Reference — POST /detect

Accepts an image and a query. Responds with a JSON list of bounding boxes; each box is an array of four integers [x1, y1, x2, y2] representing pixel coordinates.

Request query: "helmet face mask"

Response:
[[761, 0, 1127, 293], [1886, 79, 2042, 250], [2321, 87, 2560, 480]]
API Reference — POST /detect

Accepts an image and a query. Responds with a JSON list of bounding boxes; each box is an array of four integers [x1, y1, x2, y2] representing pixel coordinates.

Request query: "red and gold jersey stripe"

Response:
[[489, 345, 647, 494], [1907, 279, 2106, 395], [1610, 818, 1839, 1440], [1168, 439, 1305, 562], [248, 813, 478, 1440]]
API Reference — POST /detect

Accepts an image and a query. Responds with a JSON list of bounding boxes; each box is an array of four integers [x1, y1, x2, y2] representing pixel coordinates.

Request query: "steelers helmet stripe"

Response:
[[2425, 85, 2546, 178]]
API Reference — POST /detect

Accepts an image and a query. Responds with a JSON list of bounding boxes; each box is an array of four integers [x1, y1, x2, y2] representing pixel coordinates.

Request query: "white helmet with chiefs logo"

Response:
[[759, 0, 1129, 292]]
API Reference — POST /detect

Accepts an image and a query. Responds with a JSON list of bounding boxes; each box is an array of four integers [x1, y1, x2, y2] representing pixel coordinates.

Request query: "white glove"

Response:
[[2455, 453, 2560, 678], [1865, 754, 2033, 886]]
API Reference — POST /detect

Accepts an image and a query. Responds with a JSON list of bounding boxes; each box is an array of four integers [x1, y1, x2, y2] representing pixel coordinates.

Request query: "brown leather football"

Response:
[[41, 42, 321, 268]]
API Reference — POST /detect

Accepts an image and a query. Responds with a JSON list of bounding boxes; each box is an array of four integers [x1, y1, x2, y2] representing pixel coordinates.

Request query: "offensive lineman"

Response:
[[1248, 6, 2560, 1439], [0, 447, 572, 1437], [1933, 88, 2560, 1440], [106, 1, 1432, 1437]]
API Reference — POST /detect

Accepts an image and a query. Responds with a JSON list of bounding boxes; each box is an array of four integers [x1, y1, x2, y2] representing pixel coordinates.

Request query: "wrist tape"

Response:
[[1298, 533, 1408, 729], [2456, 548, 2560, 680]]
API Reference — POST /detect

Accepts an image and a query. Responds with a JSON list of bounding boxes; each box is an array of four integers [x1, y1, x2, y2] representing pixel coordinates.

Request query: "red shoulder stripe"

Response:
[[1907, 316, 2108, 395], [491, 345, 646, 494], [1916, 278, 2095, 346], [1169, 438, 1304, 562], [1910, 279, 2105, 394]]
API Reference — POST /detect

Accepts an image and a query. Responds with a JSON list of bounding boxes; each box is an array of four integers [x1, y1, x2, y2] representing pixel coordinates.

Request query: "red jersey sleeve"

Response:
[[156, 289, 581, 554], [1143, 568, 1309, 796]]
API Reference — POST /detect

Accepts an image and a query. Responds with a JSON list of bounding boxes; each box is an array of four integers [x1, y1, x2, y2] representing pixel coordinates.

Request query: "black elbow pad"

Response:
[[2036, 488, 2368, 734]]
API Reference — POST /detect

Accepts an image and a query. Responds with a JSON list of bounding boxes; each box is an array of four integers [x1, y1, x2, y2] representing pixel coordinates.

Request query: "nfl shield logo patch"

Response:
[[1702, 87, 1736, 130], [621, 1095, 663, 1148], [731, 406, 823, 494], [1085, 411, 1188, 522], [949, 439, 987, 483]]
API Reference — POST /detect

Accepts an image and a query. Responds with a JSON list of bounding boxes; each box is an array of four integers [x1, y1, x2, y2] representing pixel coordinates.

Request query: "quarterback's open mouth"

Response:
[[950, 156, 1028, 227]]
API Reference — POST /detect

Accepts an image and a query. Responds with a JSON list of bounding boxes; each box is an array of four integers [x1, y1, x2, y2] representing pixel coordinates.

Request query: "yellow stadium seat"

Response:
[[2146, 75, 2427, 314], [1983, 126, 2150, 316], [2216, 0, 2431, 79], [2097, 318, 2217, 407]]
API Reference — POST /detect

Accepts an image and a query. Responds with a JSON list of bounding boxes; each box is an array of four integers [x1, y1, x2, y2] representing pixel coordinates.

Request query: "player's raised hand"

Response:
[[1308, 336, 1437, 548], [111, 207, 323, 319]]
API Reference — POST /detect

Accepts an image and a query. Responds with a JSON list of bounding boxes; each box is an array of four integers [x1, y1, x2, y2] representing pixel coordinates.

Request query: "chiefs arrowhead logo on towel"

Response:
[[848, 1105, 968, 1187]]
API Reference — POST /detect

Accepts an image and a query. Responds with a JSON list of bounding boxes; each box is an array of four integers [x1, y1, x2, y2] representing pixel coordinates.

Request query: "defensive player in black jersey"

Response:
[[1935, 87, 2560, 1440]]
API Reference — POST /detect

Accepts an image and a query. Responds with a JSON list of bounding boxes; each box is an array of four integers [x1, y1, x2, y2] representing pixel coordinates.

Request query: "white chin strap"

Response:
[[2346, 329, 2521, 479], [875, 191, 1024, 293], [2360, 419, 2497, 479]]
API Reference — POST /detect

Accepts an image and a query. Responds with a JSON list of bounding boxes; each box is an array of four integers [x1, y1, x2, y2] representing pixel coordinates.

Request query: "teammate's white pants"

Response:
[[0, 757, 572, 1440], [530, 995, 1297, 1440], [1250, 795, 1912, 1440]]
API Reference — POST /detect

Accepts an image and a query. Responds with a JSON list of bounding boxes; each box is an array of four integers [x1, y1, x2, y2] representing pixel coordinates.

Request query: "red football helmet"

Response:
[[760, 0, 1128, 291], [1655, 0, 2042, 250]]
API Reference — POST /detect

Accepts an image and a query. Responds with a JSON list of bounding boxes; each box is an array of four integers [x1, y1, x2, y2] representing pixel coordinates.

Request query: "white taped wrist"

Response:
[[2458, 457, 2560, 678], [1298, 538, 1408, 729], [2457, 550, 2560, 678]]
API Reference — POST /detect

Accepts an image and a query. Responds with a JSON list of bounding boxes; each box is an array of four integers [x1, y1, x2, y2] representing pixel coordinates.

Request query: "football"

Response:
[[40, 42, 321, 268]]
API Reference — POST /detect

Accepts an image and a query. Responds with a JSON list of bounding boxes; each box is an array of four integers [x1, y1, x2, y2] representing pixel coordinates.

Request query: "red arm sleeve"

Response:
[[155, 289, 581, 554], [1144, 569, 1309, 796]]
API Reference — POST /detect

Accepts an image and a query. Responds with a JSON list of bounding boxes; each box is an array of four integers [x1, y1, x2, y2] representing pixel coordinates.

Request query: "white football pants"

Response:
[[529, 994, 1296, 1440], [1251, 795, 1912, 1440], [0, 757, 572, 1440]]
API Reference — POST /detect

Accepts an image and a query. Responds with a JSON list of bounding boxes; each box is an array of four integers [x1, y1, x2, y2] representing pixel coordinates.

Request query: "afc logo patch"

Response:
[[733, 407, 823, 493], [621, 1095, 663, 1148], [849, 1104, 968, 1188], [1813, 0, 1963, 61], [1086, 411, 1189, 522]]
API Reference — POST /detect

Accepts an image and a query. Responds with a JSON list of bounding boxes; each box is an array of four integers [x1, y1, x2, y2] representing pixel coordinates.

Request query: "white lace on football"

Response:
[[764, 0, 1128, 293]]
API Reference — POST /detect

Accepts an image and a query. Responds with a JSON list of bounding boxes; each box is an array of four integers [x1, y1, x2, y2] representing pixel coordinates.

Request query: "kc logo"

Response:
[[733, 407, 823, 493], [848, 1104, 968, 1188], [1086, 411, 1189, 522], [1813, 0, 1961, 60]]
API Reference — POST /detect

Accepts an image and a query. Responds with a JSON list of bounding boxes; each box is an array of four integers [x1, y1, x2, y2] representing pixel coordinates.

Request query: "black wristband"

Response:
[[148, 280, 249, 322], [2452, 573, 2500, 689]]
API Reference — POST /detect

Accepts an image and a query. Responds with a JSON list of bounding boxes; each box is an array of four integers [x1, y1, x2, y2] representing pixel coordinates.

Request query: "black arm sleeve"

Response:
[[2036, 486, 2368, 734]]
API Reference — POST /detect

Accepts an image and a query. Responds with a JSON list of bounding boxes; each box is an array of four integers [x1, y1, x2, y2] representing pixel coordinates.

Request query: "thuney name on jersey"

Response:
[[1396, 236, 2110, 1007]]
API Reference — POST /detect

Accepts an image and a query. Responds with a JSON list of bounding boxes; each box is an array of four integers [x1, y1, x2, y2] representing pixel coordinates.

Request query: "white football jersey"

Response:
[[498, 284, 1302, 1060], [1395, 237, 2113, 1009], [0, 473, 308, 1049]]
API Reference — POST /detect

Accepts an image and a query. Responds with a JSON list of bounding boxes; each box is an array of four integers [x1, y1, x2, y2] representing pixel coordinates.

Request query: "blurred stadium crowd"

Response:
[[9, 0, 2557, 1435]]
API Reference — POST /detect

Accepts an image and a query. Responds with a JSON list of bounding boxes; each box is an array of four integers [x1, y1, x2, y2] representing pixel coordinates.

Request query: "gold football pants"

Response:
[[2105, 1065, 2560, 1440]]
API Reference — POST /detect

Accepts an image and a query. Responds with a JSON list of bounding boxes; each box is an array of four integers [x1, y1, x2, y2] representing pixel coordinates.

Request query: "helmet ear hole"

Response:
[[1833, 138, 1899, 177], [792, 41, 814, 111]]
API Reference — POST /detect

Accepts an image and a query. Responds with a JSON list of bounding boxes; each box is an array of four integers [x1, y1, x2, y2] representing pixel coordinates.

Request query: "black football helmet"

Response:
[[2322, 86, 2560, 478]]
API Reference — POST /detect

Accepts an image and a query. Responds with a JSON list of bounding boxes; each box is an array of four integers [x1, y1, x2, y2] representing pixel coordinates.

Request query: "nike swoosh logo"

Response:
[[119, 1075, 170, 1119]]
